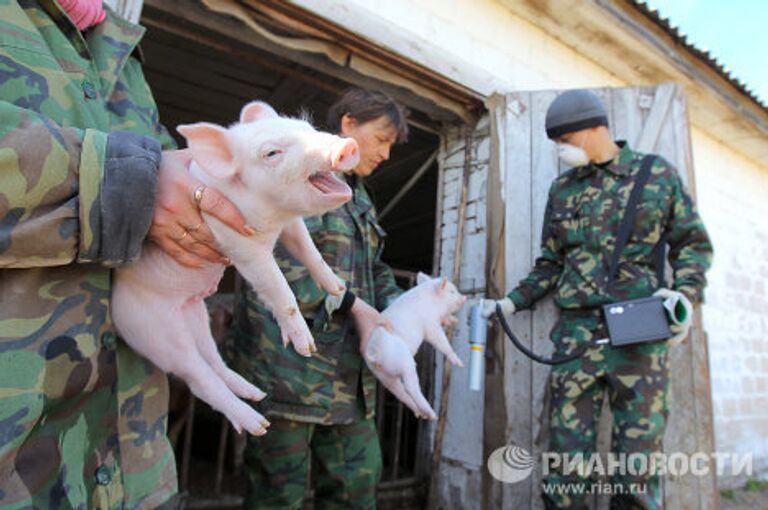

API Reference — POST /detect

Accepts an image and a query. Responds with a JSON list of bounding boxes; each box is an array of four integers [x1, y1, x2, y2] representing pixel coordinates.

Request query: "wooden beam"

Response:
[[142, 0, 474, 125], [247, 0, 485, 115]]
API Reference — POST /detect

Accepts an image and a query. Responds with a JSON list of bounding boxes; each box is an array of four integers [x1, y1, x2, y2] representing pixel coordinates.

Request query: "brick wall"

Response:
[[693, 127, 768, 487], [430, 120, 490, 510]]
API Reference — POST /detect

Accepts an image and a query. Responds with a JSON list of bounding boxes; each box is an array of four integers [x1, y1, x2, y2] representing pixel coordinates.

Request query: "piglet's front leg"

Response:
[[425, 323, 464, 367], [441, 315, 459, 328], [279, 218, 345, 296], [233, 248, 316, 357]]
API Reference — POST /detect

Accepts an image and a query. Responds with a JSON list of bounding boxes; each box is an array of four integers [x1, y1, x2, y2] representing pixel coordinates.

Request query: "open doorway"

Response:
[[140, 9, 440, 507]]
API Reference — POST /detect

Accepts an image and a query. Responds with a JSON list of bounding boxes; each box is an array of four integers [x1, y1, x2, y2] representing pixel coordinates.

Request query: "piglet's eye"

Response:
[[263, 149, 283, 159]]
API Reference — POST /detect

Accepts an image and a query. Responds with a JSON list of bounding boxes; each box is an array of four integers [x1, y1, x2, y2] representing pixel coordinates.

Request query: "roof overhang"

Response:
[[500, 0, 768, 164]]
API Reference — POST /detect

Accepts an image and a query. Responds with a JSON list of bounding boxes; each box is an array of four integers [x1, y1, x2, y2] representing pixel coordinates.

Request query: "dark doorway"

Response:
[[140, 9, 440, 507]]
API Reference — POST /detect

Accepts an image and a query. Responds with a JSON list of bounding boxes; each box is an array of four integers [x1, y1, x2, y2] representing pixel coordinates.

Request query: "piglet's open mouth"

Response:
[[309, 171, 351, 196]]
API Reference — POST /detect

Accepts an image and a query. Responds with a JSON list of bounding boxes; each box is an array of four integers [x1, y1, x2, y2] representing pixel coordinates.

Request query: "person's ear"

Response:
[[340, 114, 357, 136]]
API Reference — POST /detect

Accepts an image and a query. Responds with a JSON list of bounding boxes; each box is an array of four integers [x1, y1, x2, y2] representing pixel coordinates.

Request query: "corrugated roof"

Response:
[[628, 0, 767, 112]]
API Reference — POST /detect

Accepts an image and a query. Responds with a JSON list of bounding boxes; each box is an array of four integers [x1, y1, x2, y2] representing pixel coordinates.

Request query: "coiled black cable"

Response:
[[495, 303, 591, 366]]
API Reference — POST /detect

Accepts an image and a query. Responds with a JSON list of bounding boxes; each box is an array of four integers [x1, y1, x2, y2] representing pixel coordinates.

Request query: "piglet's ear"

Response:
[[240, 101, 279, 124], [416, 272, 431, 286], [177, 122, 237, 180], [439, 276, 448, 291]]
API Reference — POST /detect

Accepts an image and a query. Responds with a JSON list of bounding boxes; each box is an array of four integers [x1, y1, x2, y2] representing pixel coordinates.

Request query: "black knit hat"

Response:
[[545, 89, 609, 139]]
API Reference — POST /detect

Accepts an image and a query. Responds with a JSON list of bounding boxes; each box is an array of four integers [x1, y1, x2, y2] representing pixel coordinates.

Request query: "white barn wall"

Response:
[[296, 0, 768, 489], [692, 127, 768, 486], [295, 0, 625, 93]]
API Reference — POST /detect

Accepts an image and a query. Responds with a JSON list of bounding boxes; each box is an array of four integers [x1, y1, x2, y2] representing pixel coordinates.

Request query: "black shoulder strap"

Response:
[[607, 155, 656, 287], [652, 233, 668, 288]]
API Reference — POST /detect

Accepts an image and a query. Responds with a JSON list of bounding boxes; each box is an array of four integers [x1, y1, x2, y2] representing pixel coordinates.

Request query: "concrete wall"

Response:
[[299, 0, 768, 489]]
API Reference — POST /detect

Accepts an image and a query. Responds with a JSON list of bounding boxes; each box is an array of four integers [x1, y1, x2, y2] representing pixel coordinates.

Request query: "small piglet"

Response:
[[362, 272, 467, 420], [112, 101, 358, 436]]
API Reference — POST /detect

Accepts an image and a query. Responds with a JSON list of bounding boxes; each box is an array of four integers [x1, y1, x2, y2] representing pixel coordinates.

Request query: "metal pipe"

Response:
[[180, 396, 196, 491], [214, 416, 229, 494]]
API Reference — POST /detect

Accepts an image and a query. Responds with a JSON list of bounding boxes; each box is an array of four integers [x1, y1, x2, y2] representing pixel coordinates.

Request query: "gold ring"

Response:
[[175, 230, 190, 241], [187, 222, 203, 232], [193, 185, 206, 206]]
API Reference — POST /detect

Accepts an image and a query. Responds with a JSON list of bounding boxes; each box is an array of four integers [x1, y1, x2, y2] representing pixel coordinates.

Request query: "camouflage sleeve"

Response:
[[372, 252, 402, 311], [123, 53, 177, 151], [506, 189, 564, 310], [664, 168, 713, 303], [96, 130, 161, 265], [0, 100, 160, 268], [157, 123, 176, 151]]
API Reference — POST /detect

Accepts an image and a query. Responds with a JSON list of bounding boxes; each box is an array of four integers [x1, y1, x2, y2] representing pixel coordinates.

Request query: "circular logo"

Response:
[[487, 443, 535, 483]]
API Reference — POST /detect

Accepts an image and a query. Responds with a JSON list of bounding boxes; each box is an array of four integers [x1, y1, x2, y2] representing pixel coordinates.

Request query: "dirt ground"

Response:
[[720, 485, 768, 510]]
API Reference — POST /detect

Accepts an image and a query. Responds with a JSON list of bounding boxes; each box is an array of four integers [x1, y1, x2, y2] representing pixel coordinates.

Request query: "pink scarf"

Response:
[[58, 0, 106, 31]]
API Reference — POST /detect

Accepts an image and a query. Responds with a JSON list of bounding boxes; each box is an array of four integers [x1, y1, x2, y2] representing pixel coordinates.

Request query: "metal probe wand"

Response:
[[468, 299, 487, 391]]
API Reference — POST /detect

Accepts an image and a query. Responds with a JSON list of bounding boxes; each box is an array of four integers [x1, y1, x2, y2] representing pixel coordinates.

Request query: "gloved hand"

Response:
[[481, 297, 516, 320], [654, 288, 693, 346]]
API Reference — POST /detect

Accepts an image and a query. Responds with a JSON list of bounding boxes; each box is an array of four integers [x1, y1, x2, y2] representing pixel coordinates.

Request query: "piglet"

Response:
[[112, 101, 359, 436], [362, 272, 467, 420]]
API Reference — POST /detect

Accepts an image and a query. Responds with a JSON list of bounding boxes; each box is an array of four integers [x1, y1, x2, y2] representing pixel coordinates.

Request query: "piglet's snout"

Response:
[[330, 138, 360, 172]]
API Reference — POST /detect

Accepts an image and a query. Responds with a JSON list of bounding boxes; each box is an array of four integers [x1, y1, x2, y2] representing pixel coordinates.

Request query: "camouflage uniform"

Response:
[[506, 142, 712, 509], [226, 176, 402, 509], [0, 1, 178, 508], [242, 417, 382, 509]]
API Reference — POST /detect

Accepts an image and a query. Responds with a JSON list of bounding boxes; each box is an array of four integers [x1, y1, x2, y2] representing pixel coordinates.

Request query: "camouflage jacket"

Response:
[[508, 142, 712, 311], [227, 176, 402, 425], [0, 2, 177, 509]]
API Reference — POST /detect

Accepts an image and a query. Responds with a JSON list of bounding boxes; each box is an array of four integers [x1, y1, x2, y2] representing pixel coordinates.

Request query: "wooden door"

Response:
[[483, 83, 717, 509]]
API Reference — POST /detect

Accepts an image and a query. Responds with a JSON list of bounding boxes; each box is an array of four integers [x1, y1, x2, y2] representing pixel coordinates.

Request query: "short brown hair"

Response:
[[326, 88, 409, 143]]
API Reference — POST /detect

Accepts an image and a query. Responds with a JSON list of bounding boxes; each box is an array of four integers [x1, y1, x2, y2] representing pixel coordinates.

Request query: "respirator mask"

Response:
[[556, 133, 590, 167]]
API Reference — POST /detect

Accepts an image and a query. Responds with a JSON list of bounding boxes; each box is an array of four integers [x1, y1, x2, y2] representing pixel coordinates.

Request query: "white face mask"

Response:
[[556, 132, 591, 168], [556, 143, 589, 167]]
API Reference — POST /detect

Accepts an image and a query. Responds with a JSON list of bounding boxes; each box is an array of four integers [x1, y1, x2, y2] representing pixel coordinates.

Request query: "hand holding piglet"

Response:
[[112, 101, 358, 435], [149, 148, 252, 268]]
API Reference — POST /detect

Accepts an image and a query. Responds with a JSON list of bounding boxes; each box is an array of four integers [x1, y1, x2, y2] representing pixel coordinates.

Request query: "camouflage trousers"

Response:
[[243, 416, 381, 509], [542, 309, 670, 510]]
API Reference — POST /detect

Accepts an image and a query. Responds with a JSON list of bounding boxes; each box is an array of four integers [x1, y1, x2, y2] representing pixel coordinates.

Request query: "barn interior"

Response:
[[139, 1, 449, 505], [141, 14, 442, 277]]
